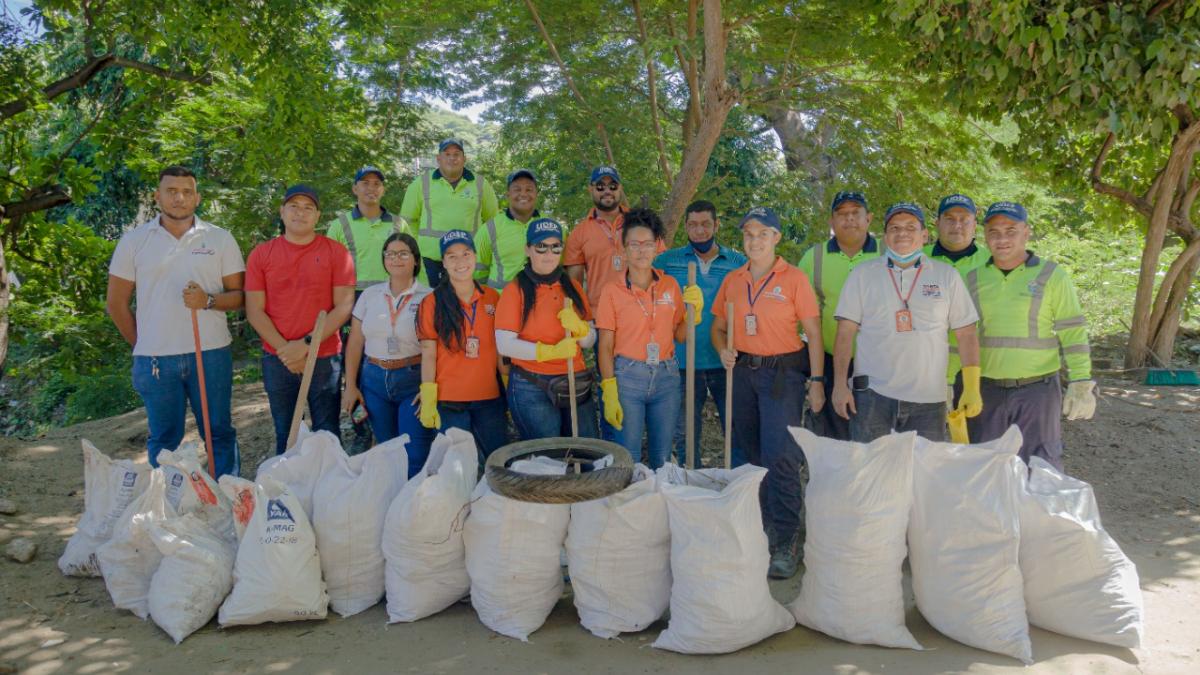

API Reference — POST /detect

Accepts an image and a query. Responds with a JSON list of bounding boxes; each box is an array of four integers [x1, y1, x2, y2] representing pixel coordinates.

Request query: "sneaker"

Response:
[[768, 533, 801, 579]]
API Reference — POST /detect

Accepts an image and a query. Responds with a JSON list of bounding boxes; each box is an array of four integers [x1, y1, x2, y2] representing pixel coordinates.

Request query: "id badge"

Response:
[[465, 335, 480, 359], [894, 309, 913, 333], [612, 255, 623, 271], [744, 313, 758, 336], [386, 336, 401, 354], [645, 341, 660, 365]]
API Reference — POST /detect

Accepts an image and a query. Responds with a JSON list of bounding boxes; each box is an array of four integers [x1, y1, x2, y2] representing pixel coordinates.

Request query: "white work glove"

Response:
[[1062, 380, 1097, 420]]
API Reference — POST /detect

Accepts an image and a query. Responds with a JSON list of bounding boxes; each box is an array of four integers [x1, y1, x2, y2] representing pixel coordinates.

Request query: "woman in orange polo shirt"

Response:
[[417, 230, 506, 458], [712, 206, 825, 581], [495, 218, 598, 439], [597, 208, 703, 468]]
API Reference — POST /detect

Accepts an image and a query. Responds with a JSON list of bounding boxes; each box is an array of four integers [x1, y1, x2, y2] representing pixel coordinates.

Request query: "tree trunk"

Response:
[[0, 224, 9, 377], [1148, 239, 1200, 361]]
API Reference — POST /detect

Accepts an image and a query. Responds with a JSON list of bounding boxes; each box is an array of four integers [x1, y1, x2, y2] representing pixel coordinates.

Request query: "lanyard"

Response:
[[462, 300, 479, 336], [387, 293, 413, 332], [595, 210, 623, 254], [626, 273, 658, 322], [745, 271, 777, 310], [887, 260, 924, 310]]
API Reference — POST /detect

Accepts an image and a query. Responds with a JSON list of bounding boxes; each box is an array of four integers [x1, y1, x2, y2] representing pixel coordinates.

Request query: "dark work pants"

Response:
[[801, 348, 851, 441], [967, 374, 1064, 471]]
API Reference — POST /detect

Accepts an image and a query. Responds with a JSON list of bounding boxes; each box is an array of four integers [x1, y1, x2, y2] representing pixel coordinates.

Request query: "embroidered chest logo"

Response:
[[655, 290, 674, 306], [1026, 281, 1045, 297], [763, 285, 787, 301], [921, 283, 942, 298], [191, 240, 214, 255], [484, 303, 496, 316]]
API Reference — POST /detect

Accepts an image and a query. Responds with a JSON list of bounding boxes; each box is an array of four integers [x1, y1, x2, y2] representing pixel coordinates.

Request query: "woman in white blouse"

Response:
[[342, 232, 433, 476]]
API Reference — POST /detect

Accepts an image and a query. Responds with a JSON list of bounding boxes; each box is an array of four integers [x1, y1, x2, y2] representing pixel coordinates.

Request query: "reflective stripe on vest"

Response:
[[338, 212, 357, 257], [812, 245, 825, 311], [966, 260, 1060, 350], [419, 170, 487, 238], [485, 217, 505, 290]]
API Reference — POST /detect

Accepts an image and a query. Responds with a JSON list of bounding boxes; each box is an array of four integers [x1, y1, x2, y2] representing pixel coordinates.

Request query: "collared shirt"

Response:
[[494, 275, 591, 375], [400, 167, 500, 261], [596, 271, 684, 362], [797, 235, 881, 354], [417, 285, 501, 402], [713, 256, 820, 356], [835, 255, 978, 403], [654, 243, 747, 370], [326, 206, 414, 288], [474, 208, 540, 290], [352, 280, 431, 360], [925, 239, 991, 274], [108, 215, 245, 357], [564, 206, 667, 309]]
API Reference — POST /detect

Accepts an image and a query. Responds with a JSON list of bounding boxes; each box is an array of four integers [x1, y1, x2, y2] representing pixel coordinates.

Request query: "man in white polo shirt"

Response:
[[106, 165, 246, 478], [830, 202, 982, 442]]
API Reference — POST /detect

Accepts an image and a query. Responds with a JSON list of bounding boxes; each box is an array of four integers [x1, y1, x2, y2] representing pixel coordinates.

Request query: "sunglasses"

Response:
[[532, 243, 564, 254], [592, 182, 620, 192]]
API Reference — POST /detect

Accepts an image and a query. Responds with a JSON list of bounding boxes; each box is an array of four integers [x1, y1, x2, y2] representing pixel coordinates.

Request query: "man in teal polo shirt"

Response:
[[326, 166, 413, 289], [474, 168, 541, 290], [925, 193, 991, 393], [797, 190, 880, 440], [655, 200, 747, 467]]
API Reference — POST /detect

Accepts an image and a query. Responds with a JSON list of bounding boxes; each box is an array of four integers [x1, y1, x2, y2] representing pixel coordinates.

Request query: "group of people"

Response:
[[106, 137, 1098, 582]]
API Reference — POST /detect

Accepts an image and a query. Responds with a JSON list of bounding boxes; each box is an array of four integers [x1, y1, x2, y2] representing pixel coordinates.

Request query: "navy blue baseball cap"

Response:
[[507, 168, 538, 186], [589, 166, 621, 185], [938, 193, 976, 217], [439, 229, 475, 256], [739, 206, 782, 232], [884, 202, 926, 227], [526, 217, 564, 245], [984, 201, 1028, 223], [831, 191, 868, 212], [438, 138, 465, 153], [354, 166, 385, 182], [282, 184, 320, 209]]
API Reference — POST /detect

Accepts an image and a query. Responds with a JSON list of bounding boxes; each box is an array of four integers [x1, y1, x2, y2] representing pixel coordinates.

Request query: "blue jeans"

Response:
[[614, 355, 681, 470], [132, 347, 239, 478], [731, 362, 807, 539], [507, 369, 599, 440], [262, 353, 342, 455], [849, 386, 946, 443], [672, 367, 742, 468], [439, 397, 508, 463], [360, 362, 434, 477]]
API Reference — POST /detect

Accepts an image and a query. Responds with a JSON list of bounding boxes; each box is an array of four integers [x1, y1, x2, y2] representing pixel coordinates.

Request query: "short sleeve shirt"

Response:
[[494, 277, 591, 376], [108, 216, 245, 357], [244, 235, 356, 358], [835, 255, 978, 403], [713, 256, 819, 356], [564, 207, 668, 309], [352, 280, 432, 360], [595, 272, 685, 362], [417, 285, 501, 402]]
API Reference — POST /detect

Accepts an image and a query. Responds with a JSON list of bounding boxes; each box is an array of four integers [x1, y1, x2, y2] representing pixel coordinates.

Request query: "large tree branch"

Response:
[[665, 4, 702, 144], [632, 0, 673, 189], [0, 185, 72, 223], [1148, 0, 1178, 19], [1090, 133, 1154, 217]]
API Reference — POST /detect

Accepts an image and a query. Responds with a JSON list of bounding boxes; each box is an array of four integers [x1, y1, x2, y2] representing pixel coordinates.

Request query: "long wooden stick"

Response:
[[724, 301, 734, 470], [565, 298, 579, 438], [684, 262, 697, 468], [287, 310, 328, 450], [190, 309, 216, 478]]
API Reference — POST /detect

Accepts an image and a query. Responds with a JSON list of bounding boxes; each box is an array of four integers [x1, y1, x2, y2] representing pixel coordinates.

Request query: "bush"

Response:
[[63, 371, 141, 425]]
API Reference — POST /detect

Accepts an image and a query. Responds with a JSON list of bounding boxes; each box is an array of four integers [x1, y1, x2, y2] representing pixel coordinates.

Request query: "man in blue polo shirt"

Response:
[[655, 200, 747, 467]]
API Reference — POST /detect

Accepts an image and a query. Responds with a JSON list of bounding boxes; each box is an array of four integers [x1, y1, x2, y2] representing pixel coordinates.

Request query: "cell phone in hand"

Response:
[[351, 403, 368, 425]]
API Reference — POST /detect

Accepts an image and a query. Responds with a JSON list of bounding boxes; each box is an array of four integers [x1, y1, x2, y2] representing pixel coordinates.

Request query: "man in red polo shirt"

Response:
[[245, 184, 356, 454]]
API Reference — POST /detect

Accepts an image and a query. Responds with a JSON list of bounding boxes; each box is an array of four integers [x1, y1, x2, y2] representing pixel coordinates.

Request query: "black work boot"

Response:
[[768, 531, 801, 579]]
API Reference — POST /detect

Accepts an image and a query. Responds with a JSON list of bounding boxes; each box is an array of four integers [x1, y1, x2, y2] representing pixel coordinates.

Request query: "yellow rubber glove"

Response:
[[501, 373, 509, 390], [682, 284, 704, 325], [535, 336, 578, 362], [418, 382, 441, 429], [600, 377, 623, 430], [947, 409, 969, 444], [557, 306, 590, 339], [956, 365, 983, 418]]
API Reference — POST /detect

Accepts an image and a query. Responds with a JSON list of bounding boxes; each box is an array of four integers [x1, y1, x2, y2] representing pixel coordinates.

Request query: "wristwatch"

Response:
[[205, 294, 216, 310], [808, 375, 826, 384]]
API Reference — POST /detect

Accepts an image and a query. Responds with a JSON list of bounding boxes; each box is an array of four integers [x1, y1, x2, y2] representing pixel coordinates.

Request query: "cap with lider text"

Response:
[[831, 191, 868, 212], [937, 193, 976, 217], [527, 217, 564, 245], [283, 184, 320, 209], [589, 166, 621, 185], [884, 202, 926, 227], [355, 166, 385, 183], [984, 201, 1028, 224], [439, 229, 475, 256], [739, 206, 781, 232], [507, 168, 538, 187], [438, 138, 465, 153]]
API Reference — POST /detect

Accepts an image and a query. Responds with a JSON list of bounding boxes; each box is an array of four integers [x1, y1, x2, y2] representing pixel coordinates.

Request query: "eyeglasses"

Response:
[[592, 182, 620, 192], [532, 243, 563, 254], [625, 240, 658, 251], [383, 251, 414, 260]]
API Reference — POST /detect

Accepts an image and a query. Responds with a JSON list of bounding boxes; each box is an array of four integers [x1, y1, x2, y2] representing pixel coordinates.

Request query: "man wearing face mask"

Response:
[[654, 200, 747, 467], [798, 191, 881, 440], [831, 202, 982, 443], [474, 168, 542, 291]]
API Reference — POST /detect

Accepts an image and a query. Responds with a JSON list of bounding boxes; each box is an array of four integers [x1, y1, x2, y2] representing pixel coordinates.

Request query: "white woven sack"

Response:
[[255, 426, 340, 519], [59, 440, 152, 577], [147, 513, 236, 643], [97, 469, 176, 619]]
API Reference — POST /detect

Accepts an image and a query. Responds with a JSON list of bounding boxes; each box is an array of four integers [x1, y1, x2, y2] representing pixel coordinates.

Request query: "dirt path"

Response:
[[1, 378, 1197, 674]]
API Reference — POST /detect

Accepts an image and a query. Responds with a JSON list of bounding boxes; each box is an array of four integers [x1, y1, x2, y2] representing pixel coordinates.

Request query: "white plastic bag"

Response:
[[909, 427, 1032, 664], [218, 477, 328, 626], [97, 469, 175, 619], [255, 427, 340, 519], [652, 465, 795, 654], [787, 428, 922, 649], [1019, 457, 1144, 648], [147, 513, 236, 643], [382, 429, 478, 623], [218, 475, 257, 542], [311, 434, 409, 617], [59, 440, 152, 577], [566, 464, 669, 639], [464, 458, 570, 641]]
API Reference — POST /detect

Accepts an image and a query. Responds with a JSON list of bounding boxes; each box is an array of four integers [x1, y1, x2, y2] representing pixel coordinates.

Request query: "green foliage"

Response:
[[63, 371, 140, 425]]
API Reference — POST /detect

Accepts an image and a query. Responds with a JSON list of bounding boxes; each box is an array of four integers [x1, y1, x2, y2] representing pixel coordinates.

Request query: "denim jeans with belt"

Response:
[[360, 361, 434, 477], [849, 385, 947, 443], [439, 397, 508, 463], [614, 355, 680, 470], [262, 352, 342, 454], [507, 369, 598, 441], [132, 347, 240, 478]]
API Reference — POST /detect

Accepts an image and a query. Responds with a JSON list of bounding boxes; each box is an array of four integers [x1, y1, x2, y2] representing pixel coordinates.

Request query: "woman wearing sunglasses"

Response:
[[596, 208, 703, 468], [342, 232, 434, 475], [495, 218, 597, 439]]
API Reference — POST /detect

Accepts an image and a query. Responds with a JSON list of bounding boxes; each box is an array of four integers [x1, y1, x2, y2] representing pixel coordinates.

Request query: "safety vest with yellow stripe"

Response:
[[473, 208, 540, 291], [326, 207, 412, 290], [797, 235, 880, 354], [925, 239, 991, 382], [965, 252, 1091, 381], [399, 167, 498, 262]]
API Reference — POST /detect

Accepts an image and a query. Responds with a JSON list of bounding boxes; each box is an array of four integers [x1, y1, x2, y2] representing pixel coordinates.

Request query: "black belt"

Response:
[[735, 350, 805, 397], [982, 373, 1057, 389]]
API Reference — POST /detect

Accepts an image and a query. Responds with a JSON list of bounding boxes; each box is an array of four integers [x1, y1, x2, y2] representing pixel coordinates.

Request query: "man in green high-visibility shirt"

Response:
[[925, 193, 991, 399], [797, 190, 880, 440], [326, 166, 416, 290], [474, 168, 542, 291], [400, 138, 499, 286]]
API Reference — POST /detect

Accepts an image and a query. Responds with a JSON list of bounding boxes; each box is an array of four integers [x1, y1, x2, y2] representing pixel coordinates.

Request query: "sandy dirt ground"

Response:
[[1, 376, 1197, 675]]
